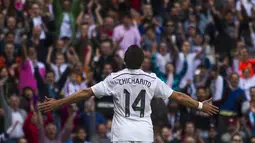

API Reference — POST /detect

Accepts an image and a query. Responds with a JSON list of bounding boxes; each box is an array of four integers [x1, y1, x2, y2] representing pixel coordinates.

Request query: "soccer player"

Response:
[[38, 45, 219, 143]]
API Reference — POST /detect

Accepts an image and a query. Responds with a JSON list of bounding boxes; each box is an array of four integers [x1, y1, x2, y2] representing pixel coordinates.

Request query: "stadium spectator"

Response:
[[219, 73, 247, 117], [184, 136, 196, 143], [161, 126, 181, 143], [63, 70, 87, 97], [182, 122, 204, 143], [72, 127, 90, 143], [250, 136, 255, 143], [74, 23, 92, 68], [206, 124, 220, 143], [38, 110, 74, 143], [91, 124, 111, 143], [59, 104, 79, 132], [239, 68, 255, 100], [20, 87, 37, 112], [0, 82, 27, 143], [46, 46, 68, 82], [17, 137, 28, 143], [113, 12, 141, 58], [78, 97, 106, 138], [105, 119, 111, 139], [0, 108, 4, 133], [54, 0, 80, 40], [19, 38, 46, 93], [23, 104, 54, 143], [192, 87, 211, 139], [210, 65, 224, 104], [238, 48, 255, 78], [231, 133, 244, 143]]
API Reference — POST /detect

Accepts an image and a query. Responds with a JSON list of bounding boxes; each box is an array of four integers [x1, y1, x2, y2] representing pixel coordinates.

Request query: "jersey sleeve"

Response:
[[154, 77, 174, 100], [91, 74, 115, 98]]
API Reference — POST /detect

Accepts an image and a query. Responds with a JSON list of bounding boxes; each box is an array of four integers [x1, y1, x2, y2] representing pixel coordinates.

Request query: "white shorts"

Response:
[[112, 142, 152, 143]]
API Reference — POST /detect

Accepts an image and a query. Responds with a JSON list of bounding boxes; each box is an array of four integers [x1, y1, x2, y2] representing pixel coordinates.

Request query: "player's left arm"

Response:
[[154, 76, 219, 115], [38, 88, 94, 113], [38, 74, 114, 113], [169, 91, 219, 115]]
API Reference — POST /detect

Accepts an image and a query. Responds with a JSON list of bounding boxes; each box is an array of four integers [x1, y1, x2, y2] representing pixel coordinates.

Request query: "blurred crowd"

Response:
[[1, 0, 255, 143]]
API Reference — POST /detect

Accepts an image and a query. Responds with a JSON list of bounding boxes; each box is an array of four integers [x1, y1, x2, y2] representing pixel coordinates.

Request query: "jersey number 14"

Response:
[[124, 89, 145, 118]]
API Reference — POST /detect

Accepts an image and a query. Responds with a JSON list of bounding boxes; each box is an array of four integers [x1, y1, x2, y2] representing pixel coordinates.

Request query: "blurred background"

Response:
[[0, 0, 255, 143]]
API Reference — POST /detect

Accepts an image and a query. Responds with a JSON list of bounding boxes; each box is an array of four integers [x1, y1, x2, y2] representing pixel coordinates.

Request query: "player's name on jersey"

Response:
[[114, 78, 151, 87]]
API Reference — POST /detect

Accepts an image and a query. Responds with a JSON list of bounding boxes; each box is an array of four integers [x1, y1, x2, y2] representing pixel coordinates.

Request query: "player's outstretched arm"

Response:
[[169, 91, 219, 115], [38, 88, 94, 113]]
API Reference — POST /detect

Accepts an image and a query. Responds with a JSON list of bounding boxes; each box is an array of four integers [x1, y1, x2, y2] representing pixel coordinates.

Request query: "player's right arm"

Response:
[[154, 77, 219, 115], [169, 91, 219, 115]]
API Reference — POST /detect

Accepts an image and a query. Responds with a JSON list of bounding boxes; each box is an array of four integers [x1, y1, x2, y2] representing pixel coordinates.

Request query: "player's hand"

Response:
[[38, 97, 60, 113], [201, 98, 219, 116]]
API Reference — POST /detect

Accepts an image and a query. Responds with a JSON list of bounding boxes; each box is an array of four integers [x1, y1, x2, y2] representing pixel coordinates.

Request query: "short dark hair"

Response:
[[124, 45, 144, 69]]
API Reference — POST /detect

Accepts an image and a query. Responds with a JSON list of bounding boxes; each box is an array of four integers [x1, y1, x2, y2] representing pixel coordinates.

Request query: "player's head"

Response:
[[124, 45, 144, 69]]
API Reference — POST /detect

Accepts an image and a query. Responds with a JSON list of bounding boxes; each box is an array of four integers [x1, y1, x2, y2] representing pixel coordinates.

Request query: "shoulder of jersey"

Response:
[[144, 72, 157, 78], [109, 69, 157, 79], [109, 69, 126, 78]]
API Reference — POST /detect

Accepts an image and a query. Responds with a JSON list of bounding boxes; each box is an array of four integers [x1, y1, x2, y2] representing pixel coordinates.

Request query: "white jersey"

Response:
[[91, 69, 173, 142]]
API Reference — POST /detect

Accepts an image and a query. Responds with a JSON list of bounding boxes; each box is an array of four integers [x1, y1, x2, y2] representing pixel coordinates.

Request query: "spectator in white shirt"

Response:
[[176, 41, 199, 88], [47, 47, 68, 82], [239, 68, 255, 100], [155, 42, 172, 74], [236, 0, 255, 17], [64, 71, 87, 97], [31, 3, 47, 40], [210, 66, 224, 103], [0, 91, 27, 143]]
